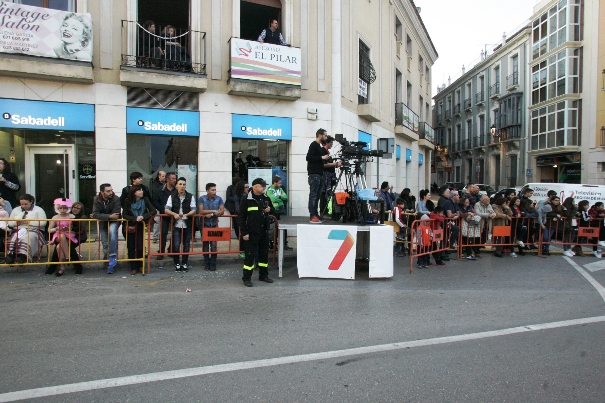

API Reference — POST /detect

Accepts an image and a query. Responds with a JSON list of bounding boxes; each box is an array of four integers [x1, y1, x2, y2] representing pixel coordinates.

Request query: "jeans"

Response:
[[308, 174, 323, 218], [542, 227, 554, 252], [152, 216, 160, 239], [171, 226, 192, 265], [203, 223, 217, 265], [99, 222, 118, 260]]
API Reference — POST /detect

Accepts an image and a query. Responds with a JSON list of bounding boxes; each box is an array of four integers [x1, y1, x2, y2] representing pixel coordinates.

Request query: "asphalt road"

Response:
[[1, 252, 604, 402]]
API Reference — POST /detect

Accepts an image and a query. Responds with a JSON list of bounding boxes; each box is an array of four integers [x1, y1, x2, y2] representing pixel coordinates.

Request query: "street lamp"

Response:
[[490, 123, 500, 143]]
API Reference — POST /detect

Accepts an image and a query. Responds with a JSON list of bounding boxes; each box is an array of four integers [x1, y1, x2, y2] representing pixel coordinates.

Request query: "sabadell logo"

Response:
[[3, 112, 65, 127], [138, 119, 187, 132], [241, 125, 282, 137]]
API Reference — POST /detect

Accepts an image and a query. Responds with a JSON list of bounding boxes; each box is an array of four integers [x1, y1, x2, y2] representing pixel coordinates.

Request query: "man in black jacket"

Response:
[[238, 178, 276, 287], [119, 172, 151, 206], [257, 19, 289, 46], [306, 128, 332, 223], [152, 172, 177, 260]]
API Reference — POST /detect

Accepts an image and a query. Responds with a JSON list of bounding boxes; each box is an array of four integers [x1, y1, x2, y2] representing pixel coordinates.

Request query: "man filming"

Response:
[[306, 128, 341, 223]]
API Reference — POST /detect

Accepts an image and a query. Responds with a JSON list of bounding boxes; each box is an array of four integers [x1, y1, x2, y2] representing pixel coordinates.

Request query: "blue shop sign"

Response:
[[418, 153, 424, 165], [0, 98, 94, 131], [405, 148, 412, 162], [127, 107, 200, 136], [396, 145, 401, 160], [232, 114, 292, 140], [358, 130, 371, 150]]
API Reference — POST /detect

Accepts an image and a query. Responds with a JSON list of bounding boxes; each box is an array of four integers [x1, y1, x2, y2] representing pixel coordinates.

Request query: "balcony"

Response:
[[436, 113, 443, 123], [498, 126, 522, 141], [473, 136, 487, 148], [120, 21, 207, 91], [395, 102, 419, 142], [506, 72, 519, 89], [454, 103, 461, 116], [489, 82, 500, 99], [475, 91, 485, 105], [419, 122, 435, 150], [445, 109, 452, 120], [464, 98, 472, 110]]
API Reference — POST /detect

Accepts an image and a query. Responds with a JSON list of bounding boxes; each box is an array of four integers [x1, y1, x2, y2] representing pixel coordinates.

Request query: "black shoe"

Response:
[[74, 266, 83, 275], [517, 249, 525, 256], [243, 279, 253, 287], [4, 254, 14, 264], [543, 251, 550, 256], [494, 253, 503, 258], [45, 266, 55, 275], [16, 254, 26, 264], [441, 256, 451, 261], [259, 277, 274, 283], [210, 262, 216, 271], [284, 245, 293, 251]]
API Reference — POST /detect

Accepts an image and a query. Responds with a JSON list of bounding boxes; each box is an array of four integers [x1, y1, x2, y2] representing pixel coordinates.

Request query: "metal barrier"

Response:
[[0, 218, 146, 272], [146, 214, 278, 273], [408, 218, 453, 273]]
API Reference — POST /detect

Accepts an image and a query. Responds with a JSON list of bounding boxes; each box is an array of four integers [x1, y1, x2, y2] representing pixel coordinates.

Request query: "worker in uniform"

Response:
[[238, 178, 276, 287]]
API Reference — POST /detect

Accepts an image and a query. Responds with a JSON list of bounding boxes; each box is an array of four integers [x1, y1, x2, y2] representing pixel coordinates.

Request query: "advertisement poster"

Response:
[[230, 38, 301, 85], [297, 225, 357, 279], [0, 2, 93, 62]]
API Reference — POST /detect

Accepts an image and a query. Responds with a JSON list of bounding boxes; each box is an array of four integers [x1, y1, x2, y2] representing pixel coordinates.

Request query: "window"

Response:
[[419, 96, 423, 121], [395, 17, 402, 57], [13, 0, 75, 10], [406, 81, 412, 108], [425, 66, 429, 82], [358, 40, 374, 105], [239, 0, 283, 42], [532, 0, 582, 60], [532, 48, 580, 105], [479, 115, 485, 142], [466, 119, 473, 141], [530, 100, 580, 150], [406, 34, 412, 70], [418, 55, 424, 73], [395, 69, 402, 103]]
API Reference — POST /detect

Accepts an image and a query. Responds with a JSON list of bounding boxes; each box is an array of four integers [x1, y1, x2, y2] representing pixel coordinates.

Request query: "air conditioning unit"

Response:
[[396, 41, 402, 58]]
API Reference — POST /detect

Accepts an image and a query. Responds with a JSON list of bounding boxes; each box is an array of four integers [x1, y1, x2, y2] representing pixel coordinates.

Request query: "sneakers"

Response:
[[563, 250, 574, 257], [518, 240, 525, 248], [182, 264, 189, 272], [108, 256, 117, 268], [594, 251, 602, 258], [106, 266, 114, 274], [598, 241, 605, 247], [175, 264, 182, 272], [450, 242, 458, 249], [284, 245, 294, 251], [465, 255, 477, 260], [510, 252, 517, 258], [309, 216, 322, 224], [238, 252, 246, 259]]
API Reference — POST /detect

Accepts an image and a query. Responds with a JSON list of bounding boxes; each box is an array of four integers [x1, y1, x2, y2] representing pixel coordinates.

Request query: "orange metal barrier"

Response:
[[408, 218, 454, 273]]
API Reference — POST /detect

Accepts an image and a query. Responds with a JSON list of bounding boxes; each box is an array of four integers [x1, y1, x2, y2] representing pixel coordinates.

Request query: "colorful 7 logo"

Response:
[[327, 230, 355, 270]]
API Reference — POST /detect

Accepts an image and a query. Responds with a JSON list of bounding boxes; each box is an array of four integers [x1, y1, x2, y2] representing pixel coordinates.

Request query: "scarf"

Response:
[[131, 198, 145, 217]]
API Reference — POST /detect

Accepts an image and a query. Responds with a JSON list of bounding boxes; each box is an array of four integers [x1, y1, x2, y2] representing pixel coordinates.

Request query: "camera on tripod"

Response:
[[334, 133, 383, 160]]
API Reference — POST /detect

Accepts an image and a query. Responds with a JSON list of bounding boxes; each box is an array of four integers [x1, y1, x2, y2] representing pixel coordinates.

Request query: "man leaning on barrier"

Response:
[[92, 183, 121, 274], [152, 172, 177, 260]]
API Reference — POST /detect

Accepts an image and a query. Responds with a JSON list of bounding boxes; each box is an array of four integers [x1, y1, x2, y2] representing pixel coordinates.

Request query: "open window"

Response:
[[12, 0, 75, 11], [240, 0, 282, 41]]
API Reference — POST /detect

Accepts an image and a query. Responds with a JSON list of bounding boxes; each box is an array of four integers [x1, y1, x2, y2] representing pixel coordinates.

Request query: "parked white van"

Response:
[[519, 183, 605, 204]]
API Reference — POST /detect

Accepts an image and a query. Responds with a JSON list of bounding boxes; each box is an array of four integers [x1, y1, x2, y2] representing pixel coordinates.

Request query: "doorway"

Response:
[[137, 0, 190, 30], [25, 145, 77, 219], [240, 0, 281, 41]]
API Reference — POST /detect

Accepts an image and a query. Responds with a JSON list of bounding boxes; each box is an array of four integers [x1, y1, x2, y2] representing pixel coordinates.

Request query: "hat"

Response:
[[252, 178, 267, 187], [54, 198, 73, 208]]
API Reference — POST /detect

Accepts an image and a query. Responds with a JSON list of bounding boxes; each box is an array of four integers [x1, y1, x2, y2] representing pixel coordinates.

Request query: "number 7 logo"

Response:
[[327, 230, 355, 270]]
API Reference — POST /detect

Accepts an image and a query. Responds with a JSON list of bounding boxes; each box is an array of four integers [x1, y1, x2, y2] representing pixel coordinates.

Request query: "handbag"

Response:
[[127, 224, 137, 233]]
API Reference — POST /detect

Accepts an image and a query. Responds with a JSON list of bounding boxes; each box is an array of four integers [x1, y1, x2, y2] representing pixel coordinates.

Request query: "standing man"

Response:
[[319, 135, 340, 218], [152, 172, 177, 260], [198, 182, 225, 271], [437, 186, 451, 210], [257, 19, 289, 46], [92, 183, 121, 274], [151, 170, 166, 242], [267, 175, 292, 250], [379, 181, 395, 222], [443, 191, 461, 248], [307, 128, 339, 223], [165, 177, 196, 272], [119, 171, 151, 206], [238, 178, 276, 287]]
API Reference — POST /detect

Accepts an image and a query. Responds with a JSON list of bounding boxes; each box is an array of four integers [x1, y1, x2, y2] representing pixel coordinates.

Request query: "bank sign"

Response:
[[0, 98, 94, 131], [126, 107, 199, 136], [232, 114, 292, 141], [230, 38, 301, 86]]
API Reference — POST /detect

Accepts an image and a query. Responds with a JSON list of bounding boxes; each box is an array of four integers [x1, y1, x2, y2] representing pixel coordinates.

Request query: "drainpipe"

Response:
[[331, 0, 342, 135]]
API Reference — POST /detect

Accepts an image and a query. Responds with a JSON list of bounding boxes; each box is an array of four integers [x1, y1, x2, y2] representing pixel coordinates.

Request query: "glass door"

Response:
[[25, 145, 77, 219]]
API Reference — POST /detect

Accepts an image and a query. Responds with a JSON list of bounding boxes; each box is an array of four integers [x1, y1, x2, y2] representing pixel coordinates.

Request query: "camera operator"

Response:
[[320, 135, 341, 219], [307, 128, 341, 223]]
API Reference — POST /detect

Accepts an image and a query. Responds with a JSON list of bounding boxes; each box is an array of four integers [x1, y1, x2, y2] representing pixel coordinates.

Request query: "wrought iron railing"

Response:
[[464, 98, 472, 109], [489, 82, 500, 98], [395, 102, 419, 132], [419, 122, 434, 144], [506, 72, 519, 89], [445, 109, 452, 119], [475, 91, 485, 104], [121, 20, 207, 75], [454, 103, 461, 116]]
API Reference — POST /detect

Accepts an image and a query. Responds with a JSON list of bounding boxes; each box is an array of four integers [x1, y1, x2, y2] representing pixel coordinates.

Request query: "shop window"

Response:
[[232, 139, 288, 187], [127, 134, 199, 196], [11, 0, 75, 11], [240, 0, 282, 42]]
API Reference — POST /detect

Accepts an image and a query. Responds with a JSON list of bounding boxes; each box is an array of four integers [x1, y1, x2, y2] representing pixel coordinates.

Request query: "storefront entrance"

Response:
[[25, 145, 77, 218]]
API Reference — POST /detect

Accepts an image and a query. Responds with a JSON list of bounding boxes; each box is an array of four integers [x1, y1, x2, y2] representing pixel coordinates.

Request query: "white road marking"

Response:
[[583, 260, 605, 273], [564, 256, 605, 302], [1, 315, 605, 402]]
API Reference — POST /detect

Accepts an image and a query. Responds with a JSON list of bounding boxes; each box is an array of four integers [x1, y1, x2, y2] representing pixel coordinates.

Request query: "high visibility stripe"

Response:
[[258, 262, 268, 267], [243, 265, 254, 270], [247, 206, 259, 211]]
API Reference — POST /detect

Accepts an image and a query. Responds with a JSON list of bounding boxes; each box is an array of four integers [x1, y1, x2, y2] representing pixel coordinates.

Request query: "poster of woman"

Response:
[[0, 1, 93, 62]]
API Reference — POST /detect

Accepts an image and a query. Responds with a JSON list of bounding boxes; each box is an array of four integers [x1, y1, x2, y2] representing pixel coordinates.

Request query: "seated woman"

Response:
[[0, 197, 11, 255], [45, 200, 87, 276], [122, 184, 157, 275], [138, 20, 164, 67], [161, 25, 191, 70], [5, 194, 47, 264]]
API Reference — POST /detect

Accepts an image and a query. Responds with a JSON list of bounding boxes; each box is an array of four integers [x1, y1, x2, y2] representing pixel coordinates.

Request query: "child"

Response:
[[47, 198, 77, 276], [429, 206, 446, 266], [416, 214, 433, 269], [393, 198, 408, 256]]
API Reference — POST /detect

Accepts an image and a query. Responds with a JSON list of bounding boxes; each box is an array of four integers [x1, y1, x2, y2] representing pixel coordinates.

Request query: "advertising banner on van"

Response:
[[0, 98, 94, 131], [0, 2, 93, 62], [126, 107, 200, 136], [230, 38, 301, 86], [525, 184, 605, 204]]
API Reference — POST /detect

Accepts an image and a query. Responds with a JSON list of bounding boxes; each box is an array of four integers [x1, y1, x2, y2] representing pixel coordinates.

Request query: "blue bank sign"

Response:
[[232, 114, 292, 140], [0, 98, 94, 131], [127, 107, 200, 136]]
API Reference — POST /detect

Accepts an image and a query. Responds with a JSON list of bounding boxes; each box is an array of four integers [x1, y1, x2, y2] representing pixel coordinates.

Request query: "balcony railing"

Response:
[[436, 113, 443, 122], [395, 102, 419, 132], [121, 20, 207, 75], [489, 82, 500, 98], [460, 138, 470, 150], [454, 103, 461, 116], [498, 126, 522, 141], [506, 72, 519, 89], [450, 141, 458, 152], [464, 98, 472, 110], [419, 122, 435, 144], [480, 135, 485, 146], [445, 109, 452, 119], [475, 91, 485, 104]]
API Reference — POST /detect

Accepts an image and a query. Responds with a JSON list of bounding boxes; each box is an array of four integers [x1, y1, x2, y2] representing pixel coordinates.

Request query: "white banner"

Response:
[[369, 226, 394, 278], [0, 2, 93, 62], [230, 38, 301, 85], [297, 225, 357, 279]]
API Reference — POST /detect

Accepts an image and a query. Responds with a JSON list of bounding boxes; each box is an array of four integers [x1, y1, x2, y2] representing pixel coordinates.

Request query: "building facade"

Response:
[[0, 0, 437, 218], [433, 0, 605, 188]]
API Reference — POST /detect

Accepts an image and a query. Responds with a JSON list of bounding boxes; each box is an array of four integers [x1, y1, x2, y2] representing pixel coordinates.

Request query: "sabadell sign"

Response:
[[0, 98, 94, 131], [126, 107, 199, 136]]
